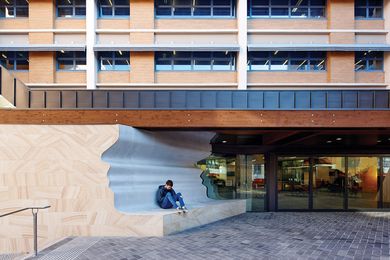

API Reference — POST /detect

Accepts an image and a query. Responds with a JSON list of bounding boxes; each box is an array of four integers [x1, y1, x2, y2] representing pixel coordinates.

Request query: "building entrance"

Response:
[[277, 156, 390, 210]]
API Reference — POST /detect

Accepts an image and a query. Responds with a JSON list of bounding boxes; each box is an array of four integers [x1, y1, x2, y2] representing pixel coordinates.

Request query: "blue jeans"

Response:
[[161, 192, 185, 209]]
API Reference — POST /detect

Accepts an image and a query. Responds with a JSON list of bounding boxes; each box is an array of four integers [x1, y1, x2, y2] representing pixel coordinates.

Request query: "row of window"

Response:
[[1, 51, 383, 72], [0, 0, 383, 18]]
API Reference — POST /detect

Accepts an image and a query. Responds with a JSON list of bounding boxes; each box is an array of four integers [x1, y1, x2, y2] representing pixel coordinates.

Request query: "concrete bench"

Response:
[[102, 126, 246, 235]]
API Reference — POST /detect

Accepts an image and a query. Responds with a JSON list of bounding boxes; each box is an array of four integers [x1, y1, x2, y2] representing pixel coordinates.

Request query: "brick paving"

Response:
[[34, 212, 390, 260]]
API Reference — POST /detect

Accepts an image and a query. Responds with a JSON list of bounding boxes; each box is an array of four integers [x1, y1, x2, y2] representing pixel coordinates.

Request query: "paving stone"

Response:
[[16, 212, 390, 260]]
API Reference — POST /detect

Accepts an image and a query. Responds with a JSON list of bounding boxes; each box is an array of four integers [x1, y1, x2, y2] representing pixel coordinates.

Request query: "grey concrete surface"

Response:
[[30, 212, 390, 260], [102, 126, 215, 212]]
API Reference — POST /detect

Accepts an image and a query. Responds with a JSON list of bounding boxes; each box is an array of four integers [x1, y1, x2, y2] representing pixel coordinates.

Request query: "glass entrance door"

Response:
[[347, 157, 380, 209], [312, 157, 345, 210], [236, 155, 266, 211], [277, 156, 384, 210], [277, 157, 310, 210]]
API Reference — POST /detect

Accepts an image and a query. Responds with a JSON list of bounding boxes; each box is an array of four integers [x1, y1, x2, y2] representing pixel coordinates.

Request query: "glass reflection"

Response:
[[312, 157, 345, 209], [383, 157, 390, 208], [197, 154, 266, 211], [278, 157, 310, 210], [347, 157, 380, 209]]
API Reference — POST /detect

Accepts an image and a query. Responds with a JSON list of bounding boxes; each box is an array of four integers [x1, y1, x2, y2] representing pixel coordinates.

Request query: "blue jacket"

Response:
[[156, 185, 177, 207]]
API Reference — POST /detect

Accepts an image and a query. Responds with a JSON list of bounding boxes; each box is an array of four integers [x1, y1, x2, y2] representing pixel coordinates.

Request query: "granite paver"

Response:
[[32, 212, 390, 260]]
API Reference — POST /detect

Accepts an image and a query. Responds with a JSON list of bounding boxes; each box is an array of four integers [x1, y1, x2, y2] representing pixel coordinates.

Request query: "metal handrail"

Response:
[[0, 206, 50, 257]]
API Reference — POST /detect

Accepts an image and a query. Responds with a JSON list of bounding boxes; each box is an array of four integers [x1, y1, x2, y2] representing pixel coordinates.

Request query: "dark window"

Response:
[[98, 0, 129, 17], [57, 51, 86, 70], [355, 0, 382, 19], [355, 51, 383, 71], [155, 0, 235, 17], [98, 51, 130, 71], [155, 51, 236, 71], [248, 51, 326, 71], [0, 0, 28, 18], [0, 51, 29, 70], [247, 0, 325, 18], [57, 0, 86, 17]]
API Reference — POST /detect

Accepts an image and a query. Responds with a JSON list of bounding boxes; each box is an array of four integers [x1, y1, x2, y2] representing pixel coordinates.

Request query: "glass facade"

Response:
[[312, 157, 345, 209], [98, 0, 130, 17], [278, 156, 389, 210], [98, 51, 130, 71], [57, 51, 86, 70], [0, 51, 29, 70], [197, 154, 266, 211], [0, 0, 28, 18], [57, 0, 86, 18], [355, 0, 383, 19], [248, 51, 326, 71], [200, 154, 390, 212], [355, 51, 384, 71], [155, 0, 236, 17], [155, 52, 236, 71], [247, 0, 326, 18], [278, 157, 310, 209]]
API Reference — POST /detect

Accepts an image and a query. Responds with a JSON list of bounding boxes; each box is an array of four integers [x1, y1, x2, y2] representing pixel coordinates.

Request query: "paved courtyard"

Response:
[[31, 212, 390, 260]]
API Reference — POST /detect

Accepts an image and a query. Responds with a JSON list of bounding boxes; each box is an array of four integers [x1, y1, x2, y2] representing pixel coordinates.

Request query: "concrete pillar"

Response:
[[86, 0, 97, 89], [265, 153, 277, 211], [384, 0, 390, 87], [237, 0, 247, 89]]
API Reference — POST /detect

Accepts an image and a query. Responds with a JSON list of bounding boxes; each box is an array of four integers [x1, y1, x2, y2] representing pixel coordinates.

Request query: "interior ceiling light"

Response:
[[377, 140, 382, 143], [326, 140, 332, 143], [222, 140, 227, 143], [336, 137, 342, 141]]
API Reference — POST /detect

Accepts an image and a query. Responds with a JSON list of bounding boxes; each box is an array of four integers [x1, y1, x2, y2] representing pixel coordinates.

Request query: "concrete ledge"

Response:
[[123, 200, 247, 236]]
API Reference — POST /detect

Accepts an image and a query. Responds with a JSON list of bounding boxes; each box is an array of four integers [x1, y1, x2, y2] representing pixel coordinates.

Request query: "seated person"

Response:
[[156, 180, 188, 212]]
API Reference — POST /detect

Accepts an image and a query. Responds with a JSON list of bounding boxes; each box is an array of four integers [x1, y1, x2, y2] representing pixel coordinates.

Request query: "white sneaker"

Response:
[[181, 206, 188, 213]]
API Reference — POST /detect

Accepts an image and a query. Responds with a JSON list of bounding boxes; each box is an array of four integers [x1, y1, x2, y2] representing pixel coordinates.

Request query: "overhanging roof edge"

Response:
[[248, 44, 390, 51], [93, 44, 240, 51]]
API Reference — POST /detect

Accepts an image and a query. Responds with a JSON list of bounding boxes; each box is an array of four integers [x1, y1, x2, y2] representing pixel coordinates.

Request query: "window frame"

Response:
[[56, 51, 87, 71], [0, 0, 29, 18], [354, 0, 383, 19], [98, 0, 130, 18], [98, 51, 131, 71], [155, 0, 236, 18], [247, 51, 327, 71], [354, 51, 384, 72], [0, 51, 29, 71], [247, 0, 326, 19], [155, 51, 236, 71], [56, 0, 86, 18]]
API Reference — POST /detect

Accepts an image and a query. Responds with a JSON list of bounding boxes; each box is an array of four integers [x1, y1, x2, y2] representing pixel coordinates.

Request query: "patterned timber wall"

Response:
[[0, 125, 165, 254]]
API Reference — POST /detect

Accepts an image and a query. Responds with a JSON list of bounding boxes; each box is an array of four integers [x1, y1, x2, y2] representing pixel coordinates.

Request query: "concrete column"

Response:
[[86, 0, 97, 89], [265, 153, 277, 212], [237, 0, 247, 89], [384, 0, 390, 87]]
